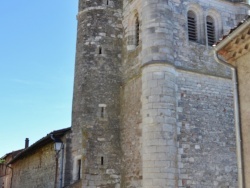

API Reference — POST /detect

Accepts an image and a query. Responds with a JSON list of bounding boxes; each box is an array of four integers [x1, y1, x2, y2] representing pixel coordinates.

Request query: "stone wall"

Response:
[[69, 0, 249, 187], [0, 154, 14, 188], [70, 0, 123, 187], [120, 1, 247, 187], [171, 0, 248, 77], [120, 77, 143, 188], [122, 0, 142, 82], [11, 143, 56, 188], [140, 0, 248, 77], [177, 71, 237, 187], [141, 64, 178, 188], [139, 64, 237, 187], [236, 52, 250, 187]]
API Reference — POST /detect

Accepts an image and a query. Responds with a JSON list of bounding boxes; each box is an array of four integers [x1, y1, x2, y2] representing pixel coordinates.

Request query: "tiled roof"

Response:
[[214, 15, 250, 65], [214, 15, 250, 46], [0, 149, 23, 160], [8, 127, 71, 164]]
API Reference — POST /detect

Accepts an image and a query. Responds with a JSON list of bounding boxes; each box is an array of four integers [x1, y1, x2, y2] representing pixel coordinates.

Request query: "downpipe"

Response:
[[214, 52, 244, 188], [59, 144, 64, 188]]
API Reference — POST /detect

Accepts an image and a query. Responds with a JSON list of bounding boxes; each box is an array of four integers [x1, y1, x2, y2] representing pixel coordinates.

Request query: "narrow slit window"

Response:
[[99, 47, 102, 54], [101, 157, 104, 165], [77, 159, 81, 180], [101, 107, 104, 118], [107, 0, 109, 5], [187, 11, 197, 42], [135, 17, 140, 46], [207, 16, 215, 46]]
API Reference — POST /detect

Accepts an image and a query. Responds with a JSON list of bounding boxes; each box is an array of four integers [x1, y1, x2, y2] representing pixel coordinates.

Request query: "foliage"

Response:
[[0, 159, 5, 164]]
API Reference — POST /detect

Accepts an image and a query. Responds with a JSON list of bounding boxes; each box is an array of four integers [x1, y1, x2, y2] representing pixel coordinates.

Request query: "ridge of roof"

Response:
[[0, 149, 24, 160], [8, 127, 71, 164]]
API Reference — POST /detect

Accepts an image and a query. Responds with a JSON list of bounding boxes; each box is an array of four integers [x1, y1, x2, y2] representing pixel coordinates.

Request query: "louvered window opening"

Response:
[[207, 16, 215, 46], [136, 18, 139, 46], [188, 11, 197, 42]]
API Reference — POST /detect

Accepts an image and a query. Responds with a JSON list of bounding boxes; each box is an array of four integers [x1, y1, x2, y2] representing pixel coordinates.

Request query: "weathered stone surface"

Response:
[[11, 143, 57, 188], [69, 0, 248, 187], [176, 72, 237, 188], [120, 77, 143, 188], [236, 53, 250, 187], [2, 1, 248, 188], [141, 64, 178, 188], [70, 0, 123, 187]]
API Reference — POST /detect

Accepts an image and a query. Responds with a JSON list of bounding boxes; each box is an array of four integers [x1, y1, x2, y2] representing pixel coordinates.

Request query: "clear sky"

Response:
[[0, 0, 78, 157]]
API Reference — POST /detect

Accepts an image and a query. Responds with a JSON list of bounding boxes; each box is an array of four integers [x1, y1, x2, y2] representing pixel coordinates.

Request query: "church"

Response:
[[1, 0, 250, 187]]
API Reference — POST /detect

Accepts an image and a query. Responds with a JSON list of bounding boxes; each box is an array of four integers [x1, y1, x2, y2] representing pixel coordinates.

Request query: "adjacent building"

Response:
[[0, 150, 23, 188], [214, 16, 250, 188], [1, 128, 70, 188]]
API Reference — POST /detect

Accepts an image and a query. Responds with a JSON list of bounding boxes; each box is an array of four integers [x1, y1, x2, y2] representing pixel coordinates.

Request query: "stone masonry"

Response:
[[11, 143, 56, 188], [177, 71, 237, 187], [67, 0, 250, 188], [2, 1, 248, 188], [69, 0, 123, 187]]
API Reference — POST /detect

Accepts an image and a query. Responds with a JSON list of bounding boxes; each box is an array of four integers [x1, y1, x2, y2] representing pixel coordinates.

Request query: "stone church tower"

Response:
[[69, 0, 123, 187], [67, 0, 249, 187]]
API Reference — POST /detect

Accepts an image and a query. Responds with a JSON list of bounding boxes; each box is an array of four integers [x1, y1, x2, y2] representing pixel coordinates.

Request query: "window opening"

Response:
[[187, 11, 197, 42], [101, 107, 104, 118], [77, 159, 81, 180], [99, 47, 102, 54], [101, 157, 104, 165], [135, 17, 140, 46], [207, 16, 215, 46], [107, 0, 109, 5]]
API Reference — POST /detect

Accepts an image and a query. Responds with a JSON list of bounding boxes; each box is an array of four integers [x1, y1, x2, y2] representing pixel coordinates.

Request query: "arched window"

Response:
[[135, 17, 140, 46], [126, 11, 140, 51], [187, 11, 197, 42], [206, 16, 215, 46]]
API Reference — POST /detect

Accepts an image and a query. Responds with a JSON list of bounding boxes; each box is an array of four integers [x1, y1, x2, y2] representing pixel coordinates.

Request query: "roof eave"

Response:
[[8, 127, 71, 165], [214, 17, 250, 55]]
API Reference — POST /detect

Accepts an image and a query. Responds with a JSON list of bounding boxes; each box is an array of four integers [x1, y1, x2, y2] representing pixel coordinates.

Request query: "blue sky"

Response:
[[0, 0, 78, 157]]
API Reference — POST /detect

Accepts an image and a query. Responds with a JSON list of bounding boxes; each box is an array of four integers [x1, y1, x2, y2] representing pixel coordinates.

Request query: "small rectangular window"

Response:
[[77, 159, 81, 180], [101, 157, 104, 165], [101, 107, 104, 118], [136, 18, 140, 46], [99, 47, 102, 54], [98, 104, 107, 118]]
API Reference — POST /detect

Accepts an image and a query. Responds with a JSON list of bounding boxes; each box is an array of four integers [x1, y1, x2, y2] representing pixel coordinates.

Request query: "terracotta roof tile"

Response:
[[214, 15, 250, 46]]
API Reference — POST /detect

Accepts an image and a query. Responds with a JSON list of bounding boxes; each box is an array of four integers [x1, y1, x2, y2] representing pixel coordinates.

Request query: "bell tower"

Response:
[[70, 0, 123, 187]]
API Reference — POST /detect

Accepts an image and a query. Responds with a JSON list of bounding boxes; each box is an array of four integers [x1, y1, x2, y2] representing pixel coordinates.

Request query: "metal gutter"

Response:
[[213, 17, 250, 53], [213, 16, 250, 188], [8, 127, 71, 165]]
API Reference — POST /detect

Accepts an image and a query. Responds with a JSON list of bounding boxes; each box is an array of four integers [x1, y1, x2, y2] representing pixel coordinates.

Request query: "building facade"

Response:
[[1, 1, 249, 188], [214, 16, 250, 188], [0, 150, 23, 188], [1, 128, 71, 188], [67, 0, 249, 188]]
